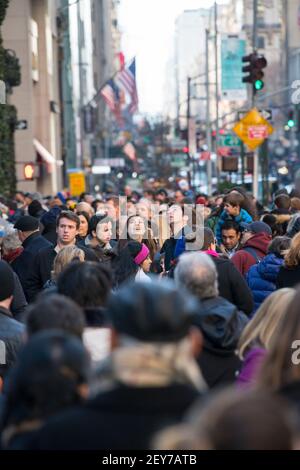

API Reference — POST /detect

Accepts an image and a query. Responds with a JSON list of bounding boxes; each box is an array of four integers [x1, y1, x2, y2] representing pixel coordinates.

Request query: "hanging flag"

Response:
[[123, 142, 136, 161], [100, 79, 123, 126], [116, 58, 138, 114]]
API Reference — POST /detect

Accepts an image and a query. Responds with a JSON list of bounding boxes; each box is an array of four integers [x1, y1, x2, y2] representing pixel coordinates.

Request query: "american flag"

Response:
[[123, 142, 136, 161], [100, 79, 123, 125], [116, 58, 138, 114]]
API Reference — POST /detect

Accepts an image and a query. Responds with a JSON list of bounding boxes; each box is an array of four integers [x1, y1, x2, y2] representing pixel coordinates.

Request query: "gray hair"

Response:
[[2, 231, 22, 253], [174, 252, 218, 300]]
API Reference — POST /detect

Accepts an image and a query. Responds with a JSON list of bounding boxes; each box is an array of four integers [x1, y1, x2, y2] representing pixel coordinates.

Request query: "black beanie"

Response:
[[0, 261, 14, 301]]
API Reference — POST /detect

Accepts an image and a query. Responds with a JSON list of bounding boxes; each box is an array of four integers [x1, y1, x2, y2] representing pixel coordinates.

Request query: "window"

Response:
[[257, 36, 265, 49]]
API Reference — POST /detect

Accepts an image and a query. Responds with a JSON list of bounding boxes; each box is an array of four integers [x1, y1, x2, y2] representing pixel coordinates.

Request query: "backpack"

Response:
[[243, 246, 263, 264]]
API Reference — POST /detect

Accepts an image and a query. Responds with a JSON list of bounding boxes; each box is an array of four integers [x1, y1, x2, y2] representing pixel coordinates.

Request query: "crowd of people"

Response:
[[0, 185, 300, 449]]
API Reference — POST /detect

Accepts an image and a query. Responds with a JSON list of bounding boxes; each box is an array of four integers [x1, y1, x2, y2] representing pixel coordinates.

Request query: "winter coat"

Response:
[[11, 232, 52, 302], [246, 253, 284, 313], [0, 306, 25, 378], [287, 213, 300, 238], [216, 208, 253, 245], [277, 264, 300, 289], [193, 296, 248, 388], [231, 233, 272, 277], [11, 272, 27, 321], [236, 347, 266, 387], [25, 384, 200, 450]]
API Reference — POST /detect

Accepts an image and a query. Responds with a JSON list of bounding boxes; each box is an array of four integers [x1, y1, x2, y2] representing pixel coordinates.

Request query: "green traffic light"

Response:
[[287, 119, 295, 128], [254, 79, 264, 91]]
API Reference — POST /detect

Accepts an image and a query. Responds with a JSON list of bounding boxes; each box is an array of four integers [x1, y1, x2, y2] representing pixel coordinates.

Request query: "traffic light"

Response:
[[24, 163, 35, 180], [286, 109, 295, 129], [242, 52, 267, 94]]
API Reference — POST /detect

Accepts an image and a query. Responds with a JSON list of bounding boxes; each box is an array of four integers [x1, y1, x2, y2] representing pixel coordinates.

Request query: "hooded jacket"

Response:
[[193, 296, 248, 388], [246, 253, 284, 313], [231, 232, 272, 277]]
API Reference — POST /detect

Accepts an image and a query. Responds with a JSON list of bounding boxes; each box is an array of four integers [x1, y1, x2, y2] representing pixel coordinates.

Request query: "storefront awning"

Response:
[[33, 139, 63, 166]]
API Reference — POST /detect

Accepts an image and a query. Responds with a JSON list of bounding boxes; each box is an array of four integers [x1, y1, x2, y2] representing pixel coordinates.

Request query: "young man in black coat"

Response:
[[25, 211, 98, 302], [28, 281, 205, 450]]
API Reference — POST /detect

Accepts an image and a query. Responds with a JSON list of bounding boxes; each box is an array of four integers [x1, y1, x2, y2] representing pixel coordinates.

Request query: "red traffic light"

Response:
[[183, 146, 189, 153], [24, 163, 35, 180]]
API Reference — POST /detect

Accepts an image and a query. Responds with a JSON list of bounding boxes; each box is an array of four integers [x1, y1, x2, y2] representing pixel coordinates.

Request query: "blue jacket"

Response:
[[246, 253, 284, 314], [216, 208, 252, 244]]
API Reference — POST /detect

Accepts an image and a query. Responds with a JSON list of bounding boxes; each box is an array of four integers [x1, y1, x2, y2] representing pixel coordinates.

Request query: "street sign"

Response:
[[221, 34, 247, 101], [68, 172, 86, 197], [15, 120, 28, 130], [238, 109, 272, 121], [94, 158, 125, 167], [233, 108, 274, 151], [218, 134, 241, 147]]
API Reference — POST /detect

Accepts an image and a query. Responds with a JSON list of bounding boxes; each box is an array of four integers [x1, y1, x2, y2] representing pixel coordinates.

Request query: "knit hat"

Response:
[[0, 261, 15, 301], [40, 206, 61, 226], [14, 215, 39, 232]]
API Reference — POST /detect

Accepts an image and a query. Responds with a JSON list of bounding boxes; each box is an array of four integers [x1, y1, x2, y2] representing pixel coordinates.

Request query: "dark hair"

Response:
[[56, 211, 80, 229], [202, 227, 215, 251], [261, 213, 283, 237], [268, 236, 291, 257], [88, 214, 112, 236], [1, 331, 90, 440], [76, 211, 90, 225], [221, 220, 241, 234], [107, 279, 198, 342], [25, 294, 85, 339], [228, 187, 257, 219], [223, 192, 244, 208], [111, 240, 142, 288], [57, 261, 112, 308], [274, 194, 291, 210], [28, 200, 43, 217]]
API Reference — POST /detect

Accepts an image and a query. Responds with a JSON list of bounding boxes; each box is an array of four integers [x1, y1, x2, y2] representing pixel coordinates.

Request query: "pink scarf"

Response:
[[204, 249, 219, 258]]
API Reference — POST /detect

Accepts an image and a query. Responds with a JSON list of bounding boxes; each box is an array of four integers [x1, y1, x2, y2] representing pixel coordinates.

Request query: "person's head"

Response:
[[1, 231, 22, 258], [58, 261, 112, 308], [105, 196, 120, 221], [76, 211, 90, 238], [1, 331, 90, 443], [241, 221, 272, 245], [89, 214, 113, 246], [284, 232, 300, 268], [15, 191, 25, 204], [75, 202, 94, 219], [14, 215, 40, 243], [267, 236, 291, 258], [274, 194, 291, 211], [56, 211, 80, 246], [136, 200, 151, 220], [291, 197, 300, 212], [258, 286, 300, 391], [26, 294, 86, 339], [175, 252, 218, 300], [106, 280, 204, 390], [52, 246, 85, 280], [177, 388, 294, 450], [28, 200, 43, 218], [167, 204, 189, 227], [261, 213, 282, 237], [237, 289, 294, 360], [223, 192, 244, 217], [127, 215, 147, 241], [174, 190, 185, 204], [228, 187, 257, 219], [155, 188, 168, 203], [112, 241, 150, 287], [124, 185, 132, 197], [221, 220, 241, 251], [0, 260, 15, 310]]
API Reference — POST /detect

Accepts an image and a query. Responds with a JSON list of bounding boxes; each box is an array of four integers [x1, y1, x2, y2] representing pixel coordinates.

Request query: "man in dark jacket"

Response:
[[175, 252, 248, 388], [231, 222, 272, 277], [0, 261, 25, 378], [12, 215, 52, 301], [28, 281, 204, 450], [26, 211, 98, 302], [185, 228, 254, 315]]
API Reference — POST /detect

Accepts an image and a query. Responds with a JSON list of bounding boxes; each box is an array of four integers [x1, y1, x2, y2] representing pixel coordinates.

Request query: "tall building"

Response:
[[2, 0, 63, 195]]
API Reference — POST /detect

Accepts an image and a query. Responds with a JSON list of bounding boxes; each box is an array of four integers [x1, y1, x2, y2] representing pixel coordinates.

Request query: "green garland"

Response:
[[0, 0, 19, 197]]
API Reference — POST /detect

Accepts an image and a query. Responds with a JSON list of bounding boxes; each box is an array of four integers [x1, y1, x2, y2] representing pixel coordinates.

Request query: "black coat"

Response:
[[11, 232, 52, 302], [27, 384, 200, 450], [11, 272, 27, 320], [193, 296, 248, 388], [277, 264, 300, 289], [211, 256, 254, 316], [0, 307, 25, 378]]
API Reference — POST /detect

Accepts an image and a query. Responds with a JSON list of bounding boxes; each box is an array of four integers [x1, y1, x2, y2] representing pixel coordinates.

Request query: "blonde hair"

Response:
[[52, 246, 85, 280], [238, 289, 295, 360], [284, 232, 300, 268]]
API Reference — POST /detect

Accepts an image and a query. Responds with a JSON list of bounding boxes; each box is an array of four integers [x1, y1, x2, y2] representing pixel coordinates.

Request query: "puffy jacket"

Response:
[[193, 296, 248, 388], [246, 253, 284, 313], [216, 208, 252, 244]]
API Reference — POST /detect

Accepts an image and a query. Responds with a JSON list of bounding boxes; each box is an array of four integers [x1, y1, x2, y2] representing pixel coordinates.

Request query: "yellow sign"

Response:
[[69, 172, 86, 197], [233, 108, 274, 150]]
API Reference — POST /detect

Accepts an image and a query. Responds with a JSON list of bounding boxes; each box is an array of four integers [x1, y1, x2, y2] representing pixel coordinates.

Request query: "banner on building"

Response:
[[221, 34, 247, 101]]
